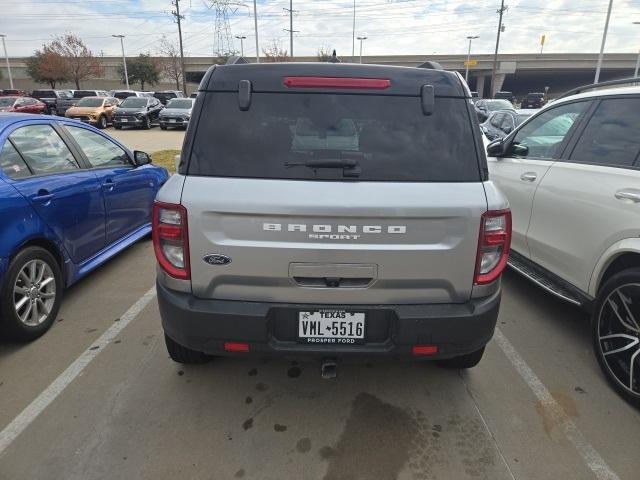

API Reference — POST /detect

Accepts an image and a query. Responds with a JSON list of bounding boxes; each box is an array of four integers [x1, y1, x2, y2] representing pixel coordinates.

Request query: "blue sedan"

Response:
[[0, 114, 168, 340]]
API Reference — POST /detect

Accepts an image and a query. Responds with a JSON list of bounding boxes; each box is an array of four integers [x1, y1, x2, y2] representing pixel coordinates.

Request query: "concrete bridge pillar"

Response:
[[476, 75, 486, 97], [492, 73, 506, 96]]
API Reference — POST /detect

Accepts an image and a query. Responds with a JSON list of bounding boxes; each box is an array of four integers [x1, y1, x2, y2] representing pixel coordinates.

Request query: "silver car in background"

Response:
[[159, 98, 194, 130]]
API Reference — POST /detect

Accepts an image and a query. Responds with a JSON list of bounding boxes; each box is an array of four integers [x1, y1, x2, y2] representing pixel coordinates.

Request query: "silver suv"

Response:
[[153, 63, 511, 371]]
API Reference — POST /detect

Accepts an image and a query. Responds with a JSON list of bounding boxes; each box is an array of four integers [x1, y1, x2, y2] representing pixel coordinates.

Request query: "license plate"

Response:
[[121, 118, 128, 122], [169, 119, 176, 123], [298, 310, 365, 344]]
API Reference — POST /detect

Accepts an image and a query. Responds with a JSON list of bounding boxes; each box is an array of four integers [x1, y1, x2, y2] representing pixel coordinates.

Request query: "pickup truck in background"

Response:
[[30, 89, 74, 116]]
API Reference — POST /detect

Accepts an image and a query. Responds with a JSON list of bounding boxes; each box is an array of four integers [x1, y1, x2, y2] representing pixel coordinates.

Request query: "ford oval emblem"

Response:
[[202, 254, 232, 266]]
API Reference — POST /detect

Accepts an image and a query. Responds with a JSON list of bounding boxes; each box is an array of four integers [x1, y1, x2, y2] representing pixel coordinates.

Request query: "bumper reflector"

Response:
[[412, 345, 438, 356], [224, 342, 250, 352]]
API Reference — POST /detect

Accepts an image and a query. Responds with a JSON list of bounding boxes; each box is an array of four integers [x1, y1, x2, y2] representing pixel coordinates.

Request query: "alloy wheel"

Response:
[[13, 259, 56, 327], [597, 283, 640, 397]]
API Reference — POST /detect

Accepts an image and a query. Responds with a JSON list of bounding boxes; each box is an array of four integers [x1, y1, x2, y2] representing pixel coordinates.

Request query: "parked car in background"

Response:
[[1, 89, 28, 97], [155, 63, 510, 370], [189, 92, 198, 98], [0, 96, 47, 114], [73, 90, 109, 99], [474, 98, 514, 122], [470, 91, 479, 99], [494, 91, 515, 102], [486, 78, 640, 406], [30, 89, 73, 116], [111, 90, 148, 101], [0, 113, 169, 341], [112, 96, 163, 129], [521, 92, 546, 109], [65, 96, 119, 129], [159, 98, 194, 130], [481, 109, 537, 141], [153, 90, 185, 105]]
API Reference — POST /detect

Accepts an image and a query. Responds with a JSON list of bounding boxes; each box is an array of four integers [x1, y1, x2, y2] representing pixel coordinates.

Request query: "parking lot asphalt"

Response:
[[107, 126, 186, 153], [0, 240, 638, 480]]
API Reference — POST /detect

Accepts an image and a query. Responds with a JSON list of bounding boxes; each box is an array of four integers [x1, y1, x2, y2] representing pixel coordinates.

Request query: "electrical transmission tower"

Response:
[[207, 1, 246, 58]]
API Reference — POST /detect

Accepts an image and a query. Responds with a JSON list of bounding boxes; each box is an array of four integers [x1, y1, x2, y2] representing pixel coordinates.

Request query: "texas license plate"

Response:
[[298, 310, 365, 344], [121, 118, 128, 122], [169, 119, 176, 123]]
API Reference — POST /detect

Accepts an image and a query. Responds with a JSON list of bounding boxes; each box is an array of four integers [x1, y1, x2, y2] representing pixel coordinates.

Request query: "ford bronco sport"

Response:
[[154, 63, 511, 370]]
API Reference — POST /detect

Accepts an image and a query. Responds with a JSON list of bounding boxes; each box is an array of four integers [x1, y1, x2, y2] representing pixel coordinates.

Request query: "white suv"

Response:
[[486, 79, 640, 406]]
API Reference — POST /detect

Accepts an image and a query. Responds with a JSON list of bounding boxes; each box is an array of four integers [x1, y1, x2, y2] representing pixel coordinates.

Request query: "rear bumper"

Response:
[[157, 281, 501, 359]]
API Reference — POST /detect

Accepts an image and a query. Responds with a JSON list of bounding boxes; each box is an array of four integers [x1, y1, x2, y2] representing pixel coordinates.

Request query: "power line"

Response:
[[283, 0, 299, 57]]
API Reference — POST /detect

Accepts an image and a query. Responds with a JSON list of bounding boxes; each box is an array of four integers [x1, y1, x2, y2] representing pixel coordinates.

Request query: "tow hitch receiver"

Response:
[[321, 358, 338, 379]]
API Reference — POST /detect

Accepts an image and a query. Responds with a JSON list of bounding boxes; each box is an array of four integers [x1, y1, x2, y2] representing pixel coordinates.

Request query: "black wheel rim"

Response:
[[598, 283, 640, 396]]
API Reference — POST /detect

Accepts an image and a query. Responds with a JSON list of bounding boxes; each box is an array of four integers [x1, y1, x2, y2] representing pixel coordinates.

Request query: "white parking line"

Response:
[[0, 286, 156, 457], [494, 328, 620, 480]]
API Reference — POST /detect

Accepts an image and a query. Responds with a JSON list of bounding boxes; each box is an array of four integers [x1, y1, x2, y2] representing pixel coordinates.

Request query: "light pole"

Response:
[[112, 35, 129, 90], [0, 34, 13, 89], [235, 35, 247, 57], [357, 36, 367, 64], [253, 0, 260, 63], [633, 22, 640, 77], [351, 0, 356, 62], [465, 35, 479, 83], [594, 0, 614, 83]]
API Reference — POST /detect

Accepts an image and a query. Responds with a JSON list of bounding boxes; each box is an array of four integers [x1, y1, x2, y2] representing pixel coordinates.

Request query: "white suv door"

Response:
[[487, 101, 590, 257], [526, 96, 640, 293]]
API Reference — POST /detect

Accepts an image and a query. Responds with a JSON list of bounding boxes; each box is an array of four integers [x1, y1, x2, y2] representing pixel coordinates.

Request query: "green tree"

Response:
[[25, 47, 71, 88], [118, 53, 160, 90]]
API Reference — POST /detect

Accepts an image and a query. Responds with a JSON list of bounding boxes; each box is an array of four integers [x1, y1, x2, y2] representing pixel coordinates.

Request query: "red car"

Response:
[[0, 96, 47, 114], [0, 89, 28, 97]]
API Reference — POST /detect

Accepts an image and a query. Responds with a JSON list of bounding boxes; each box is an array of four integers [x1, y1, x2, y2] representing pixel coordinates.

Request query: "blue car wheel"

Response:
[[0, 247, 63, 341]]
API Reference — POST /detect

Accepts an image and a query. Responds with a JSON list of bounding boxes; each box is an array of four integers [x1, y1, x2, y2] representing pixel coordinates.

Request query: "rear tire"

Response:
[[142, 116, 151, 130], [436, 347, 485, 369], [0, 247, 63, 341], [164, 334, 210, 364], [97, 115, 107, 129], [592, 268, 640, 407]]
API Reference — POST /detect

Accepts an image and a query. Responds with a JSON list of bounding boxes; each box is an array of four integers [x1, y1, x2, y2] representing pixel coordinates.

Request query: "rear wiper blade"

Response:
[[284, 158, 361, 177], [285, 158, 358, 169]]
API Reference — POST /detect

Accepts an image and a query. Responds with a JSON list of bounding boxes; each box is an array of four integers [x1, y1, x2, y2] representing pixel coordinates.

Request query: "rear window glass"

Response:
[[188, 93, 480, 182], [120, 98, 148, 108], [74, 91, 96, 98], [76, 97, 104, 107], [32, 90, 55, 98]]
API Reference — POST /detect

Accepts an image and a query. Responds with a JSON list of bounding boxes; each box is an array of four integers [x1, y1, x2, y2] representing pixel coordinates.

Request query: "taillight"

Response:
[[152, 201, 190, 280], [474, 209, 511, 285], [283, 77, 391, 90]]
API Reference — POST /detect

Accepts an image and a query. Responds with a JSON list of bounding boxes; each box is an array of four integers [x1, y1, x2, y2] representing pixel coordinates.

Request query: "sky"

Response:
[[2, 0, 640, 59]]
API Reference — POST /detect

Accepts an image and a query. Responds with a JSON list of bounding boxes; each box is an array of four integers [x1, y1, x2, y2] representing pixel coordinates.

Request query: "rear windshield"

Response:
[[114, 91, 135, 100], [188, 93, 480, 182], [32, 90, 55, 98], [74, 91, 96, 98], [120, 98, 148, 108], [166, 99, 192, 109], [76, 97, 104, 107]]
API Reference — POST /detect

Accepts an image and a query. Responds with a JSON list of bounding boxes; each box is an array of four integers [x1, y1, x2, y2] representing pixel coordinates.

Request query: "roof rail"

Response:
[[558, 76, 640, 99]]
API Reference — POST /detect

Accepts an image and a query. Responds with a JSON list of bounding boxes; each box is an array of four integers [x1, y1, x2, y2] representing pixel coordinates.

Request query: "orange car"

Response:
[[65, 96, 119, 129]]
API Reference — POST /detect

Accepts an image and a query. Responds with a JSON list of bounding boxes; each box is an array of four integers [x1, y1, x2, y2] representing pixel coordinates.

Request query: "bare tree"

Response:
[[158, 36, 183, 91], [262, 39, 289, 63], [48, 34, 103, 89], [317, 45, 332, 62]]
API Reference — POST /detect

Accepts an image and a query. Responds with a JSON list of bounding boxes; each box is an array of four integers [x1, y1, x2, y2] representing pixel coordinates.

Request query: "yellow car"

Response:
[[65, 96, 119, 129]]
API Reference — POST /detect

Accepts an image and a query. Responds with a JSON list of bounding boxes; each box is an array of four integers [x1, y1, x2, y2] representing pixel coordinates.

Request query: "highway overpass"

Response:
[[1, 53, 639, 98]]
